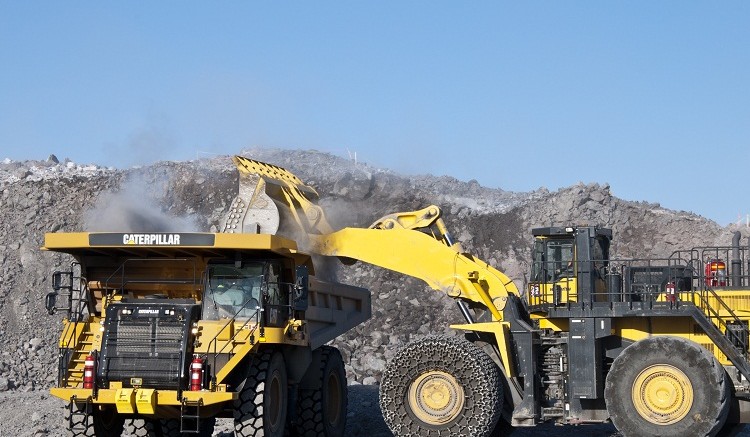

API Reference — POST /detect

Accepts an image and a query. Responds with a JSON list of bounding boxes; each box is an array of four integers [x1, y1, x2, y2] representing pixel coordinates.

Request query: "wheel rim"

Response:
[[325, 370, 342, 426], [632, 364, 693, 425], [407, 370, 465, 425]]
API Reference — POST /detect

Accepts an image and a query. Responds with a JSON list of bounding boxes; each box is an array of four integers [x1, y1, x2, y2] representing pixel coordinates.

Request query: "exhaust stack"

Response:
[[732, 231, 742, 287]]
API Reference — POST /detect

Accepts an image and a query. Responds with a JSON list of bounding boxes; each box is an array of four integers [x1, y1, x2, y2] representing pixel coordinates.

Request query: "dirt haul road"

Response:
[[7, 384, 745, 437]]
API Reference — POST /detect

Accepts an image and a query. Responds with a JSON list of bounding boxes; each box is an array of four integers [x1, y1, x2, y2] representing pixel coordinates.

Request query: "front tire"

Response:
[[605, 336, 729, 437], [379, 335, 502, 437], [234, 349, 288, 437]]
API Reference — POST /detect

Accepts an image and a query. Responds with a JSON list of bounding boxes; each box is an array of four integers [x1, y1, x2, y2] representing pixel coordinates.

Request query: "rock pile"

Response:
[[0, 148, 741, 393]]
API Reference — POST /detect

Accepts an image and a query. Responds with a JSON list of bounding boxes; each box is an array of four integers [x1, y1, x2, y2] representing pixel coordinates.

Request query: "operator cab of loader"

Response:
[[528, 226, 611, 309]]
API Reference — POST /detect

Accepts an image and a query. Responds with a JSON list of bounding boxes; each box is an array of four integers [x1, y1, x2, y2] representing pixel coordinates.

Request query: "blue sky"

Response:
[[1, 3, 748, 225]]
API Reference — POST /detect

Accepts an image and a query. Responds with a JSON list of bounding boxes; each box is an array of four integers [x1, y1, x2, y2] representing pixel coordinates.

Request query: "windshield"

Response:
[[204, 262, 265, 319], [532, 239, 575, 282]]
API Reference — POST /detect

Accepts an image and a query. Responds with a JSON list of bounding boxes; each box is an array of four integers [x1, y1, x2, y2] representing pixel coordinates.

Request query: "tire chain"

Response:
[[379, 335, 502, 437]]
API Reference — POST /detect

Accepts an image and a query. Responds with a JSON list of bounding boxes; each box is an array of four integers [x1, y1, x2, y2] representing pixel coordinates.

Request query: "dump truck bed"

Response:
[[307, 278, 371, 349]]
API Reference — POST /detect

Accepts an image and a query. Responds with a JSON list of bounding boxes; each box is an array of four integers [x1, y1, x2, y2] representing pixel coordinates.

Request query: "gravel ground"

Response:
[[0, 385, 666, 437]]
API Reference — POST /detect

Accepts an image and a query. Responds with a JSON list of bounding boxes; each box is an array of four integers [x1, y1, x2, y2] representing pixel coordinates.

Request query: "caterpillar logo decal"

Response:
[[123, 233, 181, 245], [88, 233, 216, 246]]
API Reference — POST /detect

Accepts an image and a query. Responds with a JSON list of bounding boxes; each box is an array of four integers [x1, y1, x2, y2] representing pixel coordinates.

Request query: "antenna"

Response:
[[346, 148, 358, 165]]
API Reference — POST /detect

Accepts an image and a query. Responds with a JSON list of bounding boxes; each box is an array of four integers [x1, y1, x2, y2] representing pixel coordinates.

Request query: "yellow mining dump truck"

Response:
[[43, 160, 370, 436], [209, 157, 750, 437]]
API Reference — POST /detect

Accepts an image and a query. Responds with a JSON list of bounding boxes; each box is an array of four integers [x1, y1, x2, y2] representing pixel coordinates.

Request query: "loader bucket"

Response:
[[222, 156, 333, 236]]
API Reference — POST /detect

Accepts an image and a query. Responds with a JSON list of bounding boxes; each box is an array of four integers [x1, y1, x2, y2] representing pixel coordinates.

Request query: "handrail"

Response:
[[58, 263, 94, 388], [204, 281, 298, 386], [205, 298, 263, 387], [694, 286, 749, 355]]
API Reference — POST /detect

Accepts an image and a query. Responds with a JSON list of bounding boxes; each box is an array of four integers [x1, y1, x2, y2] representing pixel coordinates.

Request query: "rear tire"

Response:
[[379, 335, 502, 437], [294, 346, 348, 436], [604, 336, 729, 437], [234, 349, 288, 437]]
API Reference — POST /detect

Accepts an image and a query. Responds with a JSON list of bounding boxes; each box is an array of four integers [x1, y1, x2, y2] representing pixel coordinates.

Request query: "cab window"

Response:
[[203, 262, 264, 320], [532, 239, 575, 282]]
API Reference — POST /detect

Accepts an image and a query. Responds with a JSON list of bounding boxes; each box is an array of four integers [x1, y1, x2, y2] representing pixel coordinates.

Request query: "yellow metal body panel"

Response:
[[44, 232, 301, 254], [451, 322, 515, 378], [136, 389, 157, 415], [51, 387, 236, 407], [311, 228, 519, 321], [115, 389, 136, 414]]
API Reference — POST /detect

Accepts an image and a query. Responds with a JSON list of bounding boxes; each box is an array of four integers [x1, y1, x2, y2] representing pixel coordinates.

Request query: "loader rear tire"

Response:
[[380, 335, 502, 437], [66, 402, 124, 437], [294, 345, 348, 437], [605, 336, 729, 437], [234, 349, 288, 437]]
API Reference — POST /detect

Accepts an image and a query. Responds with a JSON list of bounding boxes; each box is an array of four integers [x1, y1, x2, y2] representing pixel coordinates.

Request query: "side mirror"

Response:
[[293, 265, 309, 311], [45, 292, 57, 315]]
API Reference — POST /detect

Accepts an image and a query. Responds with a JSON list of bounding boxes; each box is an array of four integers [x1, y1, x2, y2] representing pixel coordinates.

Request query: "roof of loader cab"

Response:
[[42, 231, 305, 259]]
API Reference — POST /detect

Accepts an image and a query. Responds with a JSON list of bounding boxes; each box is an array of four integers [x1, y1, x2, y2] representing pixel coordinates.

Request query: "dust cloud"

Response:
[[83, 175, 200, 232]]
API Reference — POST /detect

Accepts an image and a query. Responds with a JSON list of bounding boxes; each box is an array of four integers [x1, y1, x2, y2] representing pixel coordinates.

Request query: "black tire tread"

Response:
[[124, 418, 161, 437], [234, 349, 287, 437], [66, 402, 124, 437], [604, 336, 729, 437], [294, 345, 348, 437], [64, 402, 95, 437]]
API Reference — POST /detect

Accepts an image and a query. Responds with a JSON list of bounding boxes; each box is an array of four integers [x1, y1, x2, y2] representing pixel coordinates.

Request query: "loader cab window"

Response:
[[204, 262, 264, 320], [532, 239, 575, 283]]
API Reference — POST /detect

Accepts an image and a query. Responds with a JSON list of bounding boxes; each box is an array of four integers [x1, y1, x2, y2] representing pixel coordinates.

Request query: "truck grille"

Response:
[[98, 301, 200, 389]]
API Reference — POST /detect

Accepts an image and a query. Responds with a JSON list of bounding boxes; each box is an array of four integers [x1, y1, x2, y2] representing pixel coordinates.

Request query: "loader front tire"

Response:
[[605, 336, 729, 437], [234, 349, 288, 437], [66, 402, 124, 437], [294, 345, 348, 436], [380, 335, 502, 437]]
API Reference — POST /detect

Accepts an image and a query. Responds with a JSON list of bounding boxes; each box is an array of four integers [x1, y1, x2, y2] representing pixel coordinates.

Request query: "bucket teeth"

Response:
[[222, 156, 332, 236]]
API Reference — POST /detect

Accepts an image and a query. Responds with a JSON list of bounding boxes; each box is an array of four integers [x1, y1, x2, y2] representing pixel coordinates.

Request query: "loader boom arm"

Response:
[[310, 226, 518, 321]]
